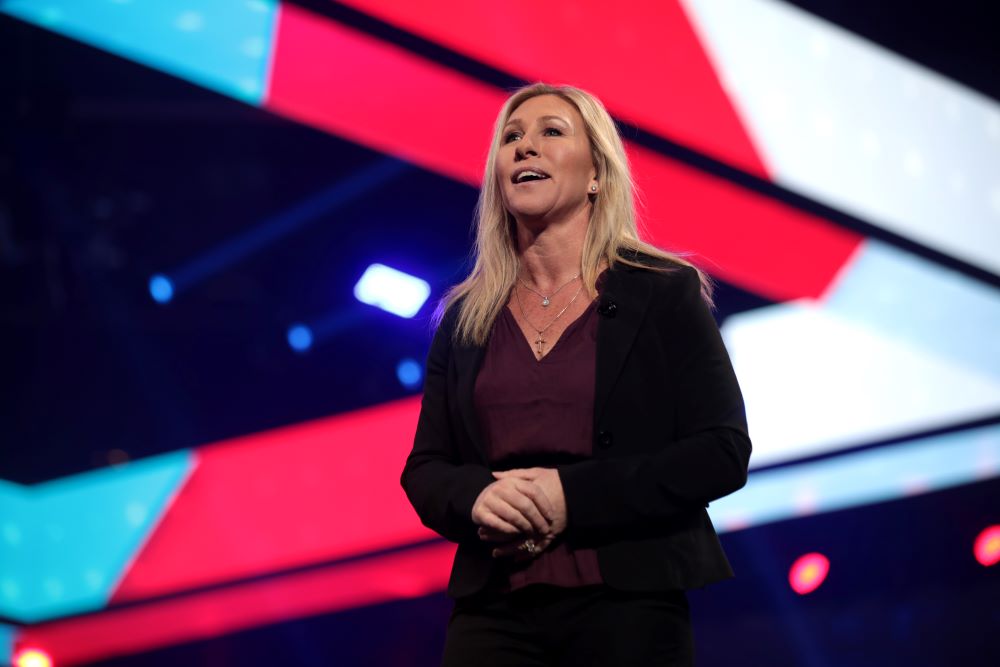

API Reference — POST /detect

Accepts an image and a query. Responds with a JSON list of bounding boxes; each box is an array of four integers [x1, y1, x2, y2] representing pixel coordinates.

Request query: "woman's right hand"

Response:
[[471, 477, 555, 537]]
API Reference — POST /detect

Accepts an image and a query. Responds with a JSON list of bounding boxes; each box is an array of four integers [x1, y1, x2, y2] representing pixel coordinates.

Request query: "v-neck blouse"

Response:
[[473, 272, 608, 592]]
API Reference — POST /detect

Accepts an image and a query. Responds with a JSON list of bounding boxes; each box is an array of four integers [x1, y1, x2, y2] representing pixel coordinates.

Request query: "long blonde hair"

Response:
[[438, 82, 712, 345]]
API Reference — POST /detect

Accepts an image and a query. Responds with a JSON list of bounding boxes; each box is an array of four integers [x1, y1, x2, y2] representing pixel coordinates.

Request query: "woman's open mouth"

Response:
[[511, 168, 551, 184]]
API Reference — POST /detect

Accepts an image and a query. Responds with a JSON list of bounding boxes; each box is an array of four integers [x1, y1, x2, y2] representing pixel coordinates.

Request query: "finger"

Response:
[[477, 511, 522, 535], [497, 489, 550, 534], [472, 500, 514, 529], [477, 488, 526, 529], [490, 498, 537, 533], [506, 481, 554, 527], [492, 542, 527, 559], [512, 479, 556, 522], [478, 526, 514, 542], [479, 526, 514, 541], [493, 468, 537, 480]]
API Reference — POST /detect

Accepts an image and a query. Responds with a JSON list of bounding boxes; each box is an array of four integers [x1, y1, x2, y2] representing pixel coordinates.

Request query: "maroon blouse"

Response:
[[473, 272, 608, 592]]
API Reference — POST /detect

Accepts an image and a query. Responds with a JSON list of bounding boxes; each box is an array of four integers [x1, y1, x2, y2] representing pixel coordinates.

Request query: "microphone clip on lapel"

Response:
[[597, 300, 618, 318]]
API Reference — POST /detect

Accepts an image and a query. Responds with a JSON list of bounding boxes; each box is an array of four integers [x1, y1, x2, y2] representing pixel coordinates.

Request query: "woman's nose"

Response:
[[515, 137, 538, 160]]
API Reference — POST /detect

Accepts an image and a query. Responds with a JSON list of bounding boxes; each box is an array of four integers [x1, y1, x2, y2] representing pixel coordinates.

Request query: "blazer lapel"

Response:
[[594, 265, 653, 425]]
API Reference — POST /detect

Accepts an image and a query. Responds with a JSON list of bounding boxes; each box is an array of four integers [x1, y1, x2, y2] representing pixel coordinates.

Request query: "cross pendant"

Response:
[[534, 334, 545, 356]]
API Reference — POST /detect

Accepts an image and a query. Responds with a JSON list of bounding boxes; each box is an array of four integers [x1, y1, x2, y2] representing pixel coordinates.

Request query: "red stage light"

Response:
[[13, 647, 53, 667], [974, 525, 1000, 567], [788, 552, 830, 595]]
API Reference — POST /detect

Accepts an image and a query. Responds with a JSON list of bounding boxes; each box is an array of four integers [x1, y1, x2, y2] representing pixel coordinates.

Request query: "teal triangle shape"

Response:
[[0, 450, 194, 623]]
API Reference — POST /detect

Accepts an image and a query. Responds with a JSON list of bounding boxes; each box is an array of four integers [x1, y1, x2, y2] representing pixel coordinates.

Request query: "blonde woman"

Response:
[[401, 83, 751, 666]]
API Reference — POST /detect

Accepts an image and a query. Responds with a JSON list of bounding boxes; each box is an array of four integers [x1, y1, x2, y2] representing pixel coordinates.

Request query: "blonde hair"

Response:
[[437, 82, 713, 345]]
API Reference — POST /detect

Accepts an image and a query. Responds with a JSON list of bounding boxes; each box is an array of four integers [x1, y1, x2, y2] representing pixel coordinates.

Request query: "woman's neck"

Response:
[[514, 209, 589, 291]]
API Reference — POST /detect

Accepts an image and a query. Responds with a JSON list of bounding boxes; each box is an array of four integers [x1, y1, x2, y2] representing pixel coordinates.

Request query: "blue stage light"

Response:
[[149, 274, 174, 303], [353, 264, 430, 318], [287, 324, 313, 352], [396, 358, 423, 389]]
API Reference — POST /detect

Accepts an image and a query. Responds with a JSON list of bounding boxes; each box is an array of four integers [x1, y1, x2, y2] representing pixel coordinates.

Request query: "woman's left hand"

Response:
[[479, 467, 568, 559]]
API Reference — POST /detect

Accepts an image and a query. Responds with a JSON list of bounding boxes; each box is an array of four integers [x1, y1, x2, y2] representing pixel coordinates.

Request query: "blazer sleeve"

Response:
[[400, 309, 495, 544], [557, 266, 752, 535]]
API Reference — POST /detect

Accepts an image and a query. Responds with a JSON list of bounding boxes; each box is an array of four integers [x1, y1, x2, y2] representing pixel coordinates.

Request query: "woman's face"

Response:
[[495, 94, 597, 226]]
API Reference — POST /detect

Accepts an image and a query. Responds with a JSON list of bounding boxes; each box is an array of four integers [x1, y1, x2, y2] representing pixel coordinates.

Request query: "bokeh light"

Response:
[[973, 524, 1000, 566], [396, 358, 423, 389], [789, 552, 830, 595], [148, 274, 174, 303], [287, 324, 313, 353], [353, 264, 430, 318], [14, 647, 53, 667]]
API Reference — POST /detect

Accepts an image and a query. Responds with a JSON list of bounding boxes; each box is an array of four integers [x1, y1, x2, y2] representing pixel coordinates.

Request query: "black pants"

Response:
[[440, 584, 694, 666]]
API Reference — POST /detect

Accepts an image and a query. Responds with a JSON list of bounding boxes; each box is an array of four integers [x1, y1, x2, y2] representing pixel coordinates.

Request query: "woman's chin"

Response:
[[506, 198, 557, 220], [509, 211, 553, 230]]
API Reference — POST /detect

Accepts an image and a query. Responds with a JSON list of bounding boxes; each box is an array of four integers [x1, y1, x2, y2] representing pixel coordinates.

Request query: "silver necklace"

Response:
[[514, 281, 585, 357], [517, 272, 580, 307]]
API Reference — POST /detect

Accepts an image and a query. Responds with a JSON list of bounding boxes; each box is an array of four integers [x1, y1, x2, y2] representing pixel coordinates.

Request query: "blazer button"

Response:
[[597, 430, 614, 449]]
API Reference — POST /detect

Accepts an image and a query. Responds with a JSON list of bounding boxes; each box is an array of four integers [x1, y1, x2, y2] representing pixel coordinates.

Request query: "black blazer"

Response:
[[400, 255, 752, 598]]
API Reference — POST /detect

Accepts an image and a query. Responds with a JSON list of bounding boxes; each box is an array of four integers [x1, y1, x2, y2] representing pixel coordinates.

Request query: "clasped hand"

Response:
[[470, 467, 567, 560]]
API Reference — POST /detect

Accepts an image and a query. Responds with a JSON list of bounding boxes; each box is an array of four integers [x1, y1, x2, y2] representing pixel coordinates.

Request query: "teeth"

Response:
[[515, 170, 547, 182]]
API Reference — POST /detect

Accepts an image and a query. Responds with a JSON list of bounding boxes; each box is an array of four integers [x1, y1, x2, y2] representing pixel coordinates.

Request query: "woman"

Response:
[[400, 83, 751, 666]]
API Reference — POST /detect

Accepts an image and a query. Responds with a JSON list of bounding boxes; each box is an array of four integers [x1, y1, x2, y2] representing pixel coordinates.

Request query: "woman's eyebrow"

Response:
[[503, 115, 571, 130]]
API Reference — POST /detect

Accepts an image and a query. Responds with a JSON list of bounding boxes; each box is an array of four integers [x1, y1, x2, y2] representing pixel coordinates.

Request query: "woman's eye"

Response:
[[503, 128, 560, 144]]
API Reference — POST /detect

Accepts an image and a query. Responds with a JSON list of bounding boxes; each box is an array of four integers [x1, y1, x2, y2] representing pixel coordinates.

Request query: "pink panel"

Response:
[[629, 144, 861, 300], [335, 0, 771, 178], [112, 397, 433, 602], [267, 2, 505, 185], [20, 541, 455, 667]]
